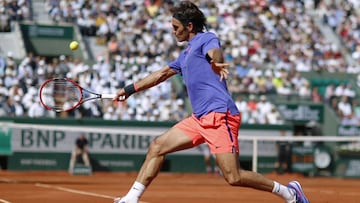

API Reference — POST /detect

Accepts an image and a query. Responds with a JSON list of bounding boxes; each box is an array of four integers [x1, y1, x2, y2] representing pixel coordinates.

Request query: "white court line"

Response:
[[0, 177, 14, 202], [36, 183, 149, 203], [0, 178, 17, 183]]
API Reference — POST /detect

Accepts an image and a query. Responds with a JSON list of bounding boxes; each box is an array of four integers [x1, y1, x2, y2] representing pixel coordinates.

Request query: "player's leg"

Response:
[[216, 152, 296, 202], [216, 152, 272, 190], [135, 127, 195, 186], [115, 116, 203, 203], [206, 111, 308, 203]]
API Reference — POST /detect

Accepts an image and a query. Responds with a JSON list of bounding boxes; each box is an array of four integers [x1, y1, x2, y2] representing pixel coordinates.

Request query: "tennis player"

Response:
[[113, 1, 309, 203]]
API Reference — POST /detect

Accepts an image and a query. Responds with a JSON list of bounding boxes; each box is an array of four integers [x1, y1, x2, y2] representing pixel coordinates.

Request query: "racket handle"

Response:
[[101, 94, 117, 99]]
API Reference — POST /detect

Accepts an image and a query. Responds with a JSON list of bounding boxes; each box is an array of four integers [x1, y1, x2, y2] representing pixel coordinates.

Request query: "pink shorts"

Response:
[[174, 111, 241, 154]]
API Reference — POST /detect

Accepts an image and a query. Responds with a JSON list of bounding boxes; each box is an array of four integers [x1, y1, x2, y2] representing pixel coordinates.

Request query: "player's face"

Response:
[[171, 18, 189, 42]]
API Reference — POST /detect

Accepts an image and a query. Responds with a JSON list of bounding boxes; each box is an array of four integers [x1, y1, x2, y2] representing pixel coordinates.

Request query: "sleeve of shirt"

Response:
[[168, 53, 182, 75], [202, 33, 221, 56], [168, 59, 181, 75]]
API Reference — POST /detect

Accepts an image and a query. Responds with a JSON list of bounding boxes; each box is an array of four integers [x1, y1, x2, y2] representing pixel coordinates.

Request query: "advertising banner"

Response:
[[8, 126, 291, 172], [277, 103, 324, 123]]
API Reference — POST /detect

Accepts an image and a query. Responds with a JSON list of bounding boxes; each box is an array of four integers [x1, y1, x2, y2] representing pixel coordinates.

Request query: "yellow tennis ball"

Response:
[[69, 41, 79, 51]]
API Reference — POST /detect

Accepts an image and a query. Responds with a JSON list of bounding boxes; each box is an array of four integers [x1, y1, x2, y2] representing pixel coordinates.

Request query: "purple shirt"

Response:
[[169, 32, 239, 118]]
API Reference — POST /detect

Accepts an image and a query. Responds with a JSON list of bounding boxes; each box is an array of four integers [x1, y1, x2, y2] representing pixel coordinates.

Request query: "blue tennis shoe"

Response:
[[287, 181, 310, 203]]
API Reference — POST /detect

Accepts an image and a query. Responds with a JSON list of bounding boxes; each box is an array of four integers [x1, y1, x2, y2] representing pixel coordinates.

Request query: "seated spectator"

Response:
[[311, 86, 322, 103], [324, 84, 335, 104], [0, 80, 8, 96], [247, 94, 257, 112], [341, 113, 358, 126], [108, 35, 120, 58], [0, 7, 10, 32], [334, 83, 345, 97], [95, 12, 110, 45], [27, 96, 46, 117], [343, 83, 356, 100], [77, 12, 96, 36], [298, 81, 311, 99], [2, 96, 15, 117], [235, 95, 247, 113], [13, 95, 24, 116], [291, 72, 308, 91], [257, 95, 273, 117], [338, 96, 352, 118], [266, 107, 284, 125]]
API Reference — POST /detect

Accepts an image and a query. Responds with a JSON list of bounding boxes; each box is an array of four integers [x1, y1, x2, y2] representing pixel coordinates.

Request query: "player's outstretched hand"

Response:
[[113, 89, 128, 102], [210, 60, 229, 81]]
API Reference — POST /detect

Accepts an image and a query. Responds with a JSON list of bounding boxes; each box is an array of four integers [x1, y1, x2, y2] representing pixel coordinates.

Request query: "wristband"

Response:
[[205, 53, 212, 63], [124, 83, 136, 96]]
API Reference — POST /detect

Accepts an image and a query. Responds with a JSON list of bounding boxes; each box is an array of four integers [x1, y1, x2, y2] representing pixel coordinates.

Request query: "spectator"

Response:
[[234, 95, 247, 113], [324, 84, 335, 104], [311, 86, 322, 103], [172, 99, 188, 121], [266, 107, 284, 125], [341, 113, 358, 126], [108, 35, 120, 58], [0, 7, 10, 32], [257, 95, 273, 119], [247, 94, 257, 112], [343, 83, 356, 100], [337, 96, 352, 118], [298, 81, 311, 99], [8, 81, 23, 98], [13, 95, 24, 116], [334, 83, 345, 97], [2, 96, 15, 116], [27, 97, 45, 117], [0, 79, 9, 96], [103, 106, 118, 120], [291, 72, 308, 91]]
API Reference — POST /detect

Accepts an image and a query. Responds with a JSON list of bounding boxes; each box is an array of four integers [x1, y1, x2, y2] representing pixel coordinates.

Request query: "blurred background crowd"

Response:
[[0, 0, 360, 125]]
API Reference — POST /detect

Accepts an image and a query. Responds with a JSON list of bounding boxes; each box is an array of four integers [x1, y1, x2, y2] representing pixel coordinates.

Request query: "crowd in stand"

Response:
[[0, 0, 31, 32], [1, 0, 360, 125], [320, 0, 360, 68]]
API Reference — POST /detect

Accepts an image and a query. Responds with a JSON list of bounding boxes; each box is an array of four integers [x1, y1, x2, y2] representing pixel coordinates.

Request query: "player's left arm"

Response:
[[207, 47, 229, 81]]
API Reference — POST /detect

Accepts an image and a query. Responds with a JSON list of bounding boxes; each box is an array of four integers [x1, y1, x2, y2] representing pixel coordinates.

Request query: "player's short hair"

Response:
[[170, 1, 207, 32]]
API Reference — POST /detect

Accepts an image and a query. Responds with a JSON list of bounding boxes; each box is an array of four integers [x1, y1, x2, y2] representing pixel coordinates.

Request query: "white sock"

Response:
[[125, 181, 146, 201], [272, 181, 295, 201]]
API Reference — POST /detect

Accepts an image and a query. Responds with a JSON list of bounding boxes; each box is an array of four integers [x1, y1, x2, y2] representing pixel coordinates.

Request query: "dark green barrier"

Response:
[[334, 154, 360, 178], [8, 152, 207, 173], [19, 23, 81, 58], [0, 126, 11, 155]]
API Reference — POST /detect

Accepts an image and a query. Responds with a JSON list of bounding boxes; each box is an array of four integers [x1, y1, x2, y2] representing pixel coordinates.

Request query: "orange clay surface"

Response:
[[0, 170, 359, 203]]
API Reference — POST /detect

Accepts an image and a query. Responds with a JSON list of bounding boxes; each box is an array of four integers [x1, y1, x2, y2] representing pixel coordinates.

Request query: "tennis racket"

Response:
[[39, 78, 118, 112]]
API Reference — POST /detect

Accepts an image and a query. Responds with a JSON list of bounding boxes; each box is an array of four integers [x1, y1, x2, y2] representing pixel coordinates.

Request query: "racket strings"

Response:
[[41, 79, 83, 112]]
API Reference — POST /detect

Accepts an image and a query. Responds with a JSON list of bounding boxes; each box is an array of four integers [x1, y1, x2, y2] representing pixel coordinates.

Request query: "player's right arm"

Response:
[[113, 66, 177, 101]]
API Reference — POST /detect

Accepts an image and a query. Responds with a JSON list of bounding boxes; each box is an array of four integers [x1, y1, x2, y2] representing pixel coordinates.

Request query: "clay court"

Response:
[[0, 171, 359, 203]]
